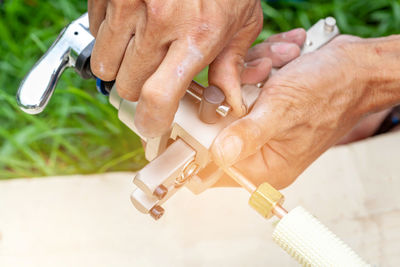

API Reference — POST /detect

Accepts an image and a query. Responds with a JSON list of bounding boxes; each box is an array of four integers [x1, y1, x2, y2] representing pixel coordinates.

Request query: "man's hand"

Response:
[[140, 28, 307, 157], [239, 28, 306, 84], [88, 0, 264, 138], [212, 35, 400, 189]]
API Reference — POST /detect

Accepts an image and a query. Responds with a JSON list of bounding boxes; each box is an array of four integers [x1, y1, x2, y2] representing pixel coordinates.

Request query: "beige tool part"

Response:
[[111, 17, 340, 218], [130, 139, 198, 215]]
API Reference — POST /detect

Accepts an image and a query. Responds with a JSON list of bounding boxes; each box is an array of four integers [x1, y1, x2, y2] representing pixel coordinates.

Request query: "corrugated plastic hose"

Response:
[[272, 206, 370, 266]]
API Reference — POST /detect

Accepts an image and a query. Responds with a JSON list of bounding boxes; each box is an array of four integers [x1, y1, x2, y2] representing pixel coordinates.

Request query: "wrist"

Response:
[[351, 36, 400, 115]]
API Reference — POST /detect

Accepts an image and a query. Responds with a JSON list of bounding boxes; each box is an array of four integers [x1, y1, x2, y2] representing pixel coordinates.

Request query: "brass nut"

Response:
[[249, 183, 284, 219]]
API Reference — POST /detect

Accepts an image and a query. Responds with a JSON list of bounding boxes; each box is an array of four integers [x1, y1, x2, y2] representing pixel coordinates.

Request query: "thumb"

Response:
[[211, 92, 283, 167]]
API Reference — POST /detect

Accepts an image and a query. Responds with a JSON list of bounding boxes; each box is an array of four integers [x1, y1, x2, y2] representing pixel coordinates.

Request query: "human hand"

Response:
[[337, 109, 391, 144], [140, 28, 307, 156], [240, 28, 306, 85], [88, 0, 264, 138], [212, 35, 400, 189]]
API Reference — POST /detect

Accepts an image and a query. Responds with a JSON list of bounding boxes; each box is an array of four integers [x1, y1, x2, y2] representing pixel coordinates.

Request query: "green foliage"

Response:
[[0, 0, 146, 178], [259, 0, 400, 39], [0, 0, 398, 178]]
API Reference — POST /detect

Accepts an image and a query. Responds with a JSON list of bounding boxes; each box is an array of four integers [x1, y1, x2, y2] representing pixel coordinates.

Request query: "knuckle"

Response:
[[146, 2, 170, 27], [107, 0, 140, 30], [182, 18, 227, 49], [109, 0, 130, 9], [116, 81, 138, 101], [199, 19, 226, 41], [192, 19, 216, 37], [140, 84, 170, 108], [105, 16, 125, 33]]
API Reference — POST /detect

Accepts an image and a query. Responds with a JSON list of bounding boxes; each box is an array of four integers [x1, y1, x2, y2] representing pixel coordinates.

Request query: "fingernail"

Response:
[[215, 135, 243, 166], [244, 58, 263, 68], [270, 42, 296, 55]]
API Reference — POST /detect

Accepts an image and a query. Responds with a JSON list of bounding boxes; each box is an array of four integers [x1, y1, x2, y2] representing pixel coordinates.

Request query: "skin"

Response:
[[88, 0, 264, 138], [88, 1, 398, 190], [212, 35, 400, 189], [141, 28, 307, 156]]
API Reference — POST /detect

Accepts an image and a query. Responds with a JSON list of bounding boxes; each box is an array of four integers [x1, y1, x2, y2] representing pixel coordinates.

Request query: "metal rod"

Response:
[[224, 166, 257, 193], [224, 166, 288, 219], [273, 204, 288, 219], [187, 81, 203, 102]]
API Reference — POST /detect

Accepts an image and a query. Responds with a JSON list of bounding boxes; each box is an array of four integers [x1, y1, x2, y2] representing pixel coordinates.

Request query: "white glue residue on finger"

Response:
[[98, 62, 106, 74], [176, 37, 204, 78]]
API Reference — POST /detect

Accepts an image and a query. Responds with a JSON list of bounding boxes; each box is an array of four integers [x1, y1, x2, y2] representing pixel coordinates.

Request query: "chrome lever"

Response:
[[16, 13, 94, 114]]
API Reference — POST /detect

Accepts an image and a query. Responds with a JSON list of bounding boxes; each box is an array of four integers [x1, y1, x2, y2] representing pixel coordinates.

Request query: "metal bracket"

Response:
[[119, 17, 340, 219]]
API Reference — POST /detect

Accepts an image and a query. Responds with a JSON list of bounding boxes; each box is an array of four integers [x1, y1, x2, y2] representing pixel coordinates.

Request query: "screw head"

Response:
[[149, 205, 165, 220], [153, 185, 168, 200]]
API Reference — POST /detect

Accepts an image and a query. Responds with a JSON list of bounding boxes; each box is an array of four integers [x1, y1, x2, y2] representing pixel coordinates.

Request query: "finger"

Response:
[[88, 0, 107, 37], [115, 22, 169, 101], [91, 1, 142, 81], [245, 42, 301, 68], [236, 147, 297, 189], [208, 8, 263, 117], [211, 91, 285, 167], [266, 28, 306, 46], [241, 57, 272, 84], [134, 39, 210, 138], [213, 139, 302, 189]]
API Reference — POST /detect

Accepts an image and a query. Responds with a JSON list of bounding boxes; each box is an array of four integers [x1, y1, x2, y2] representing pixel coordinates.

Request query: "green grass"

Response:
[[0, 0, 398, 179]]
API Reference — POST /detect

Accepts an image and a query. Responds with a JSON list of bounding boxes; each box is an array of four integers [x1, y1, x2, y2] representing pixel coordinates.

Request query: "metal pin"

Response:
[[216, 104, 231, 117], [187, 81, 232, 119], [324, 17, 336, 33], [199, 85, 226, 123]]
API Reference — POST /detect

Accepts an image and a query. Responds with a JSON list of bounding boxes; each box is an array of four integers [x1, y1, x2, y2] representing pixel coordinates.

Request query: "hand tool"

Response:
[[17, 14, 369, 266]]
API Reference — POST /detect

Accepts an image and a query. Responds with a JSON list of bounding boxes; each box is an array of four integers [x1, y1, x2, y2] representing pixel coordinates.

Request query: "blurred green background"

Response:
[[0, 0, 399, 179]]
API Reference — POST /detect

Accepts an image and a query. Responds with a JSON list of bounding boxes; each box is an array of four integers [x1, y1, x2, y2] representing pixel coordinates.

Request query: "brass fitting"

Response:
[[249, 183, 284, 219]]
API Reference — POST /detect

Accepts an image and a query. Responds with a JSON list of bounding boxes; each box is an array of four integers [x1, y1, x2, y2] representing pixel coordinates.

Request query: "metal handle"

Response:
[[17, 31, 71, 114], [16, 13, 93, 114]]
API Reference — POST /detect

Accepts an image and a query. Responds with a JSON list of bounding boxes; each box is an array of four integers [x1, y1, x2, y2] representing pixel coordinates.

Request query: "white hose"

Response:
[[272, 206, 370, 266]]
